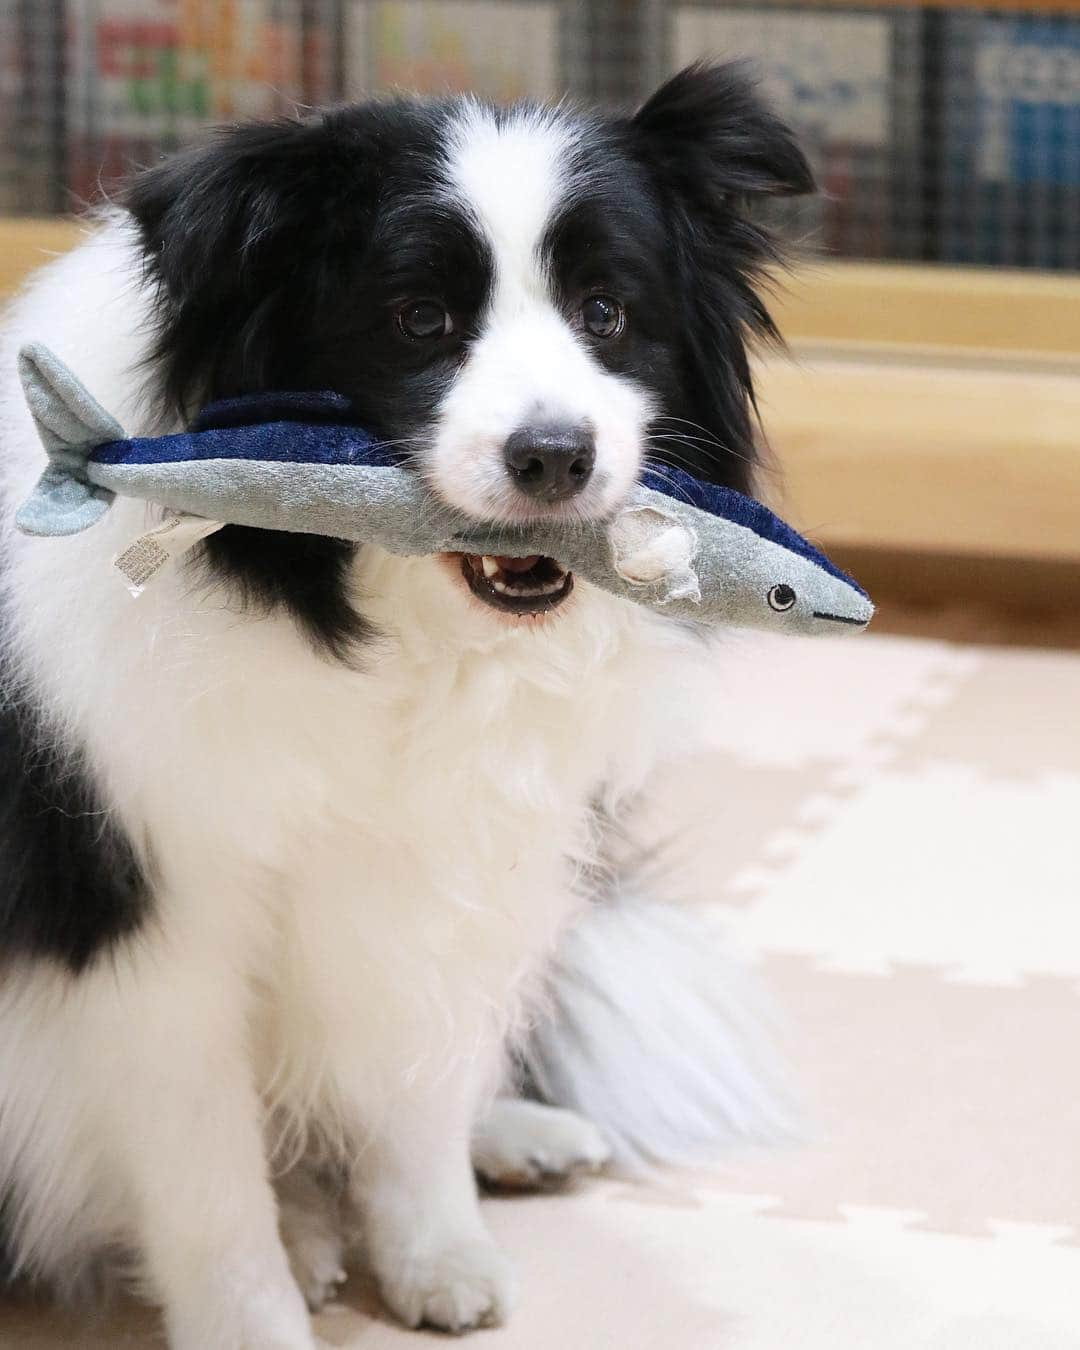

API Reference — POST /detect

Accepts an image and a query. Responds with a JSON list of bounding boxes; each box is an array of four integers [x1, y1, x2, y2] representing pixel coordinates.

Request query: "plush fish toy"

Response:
[[16, 342, 872, 635]]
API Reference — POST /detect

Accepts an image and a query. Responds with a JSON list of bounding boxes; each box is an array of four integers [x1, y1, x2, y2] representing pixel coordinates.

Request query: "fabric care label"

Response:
[[113, 511, 225, 597]]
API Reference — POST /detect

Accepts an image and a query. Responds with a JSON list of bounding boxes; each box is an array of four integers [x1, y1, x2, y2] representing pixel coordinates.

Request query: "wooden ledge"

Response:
[[756, 351, 1080, 563], [771, 261, 1080, 362], [0, 218, 83, 301]]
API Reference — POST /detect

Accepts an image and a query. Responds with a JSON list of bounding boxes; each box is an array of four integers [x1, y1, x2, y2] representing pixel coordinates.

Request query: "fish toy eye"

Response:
[[768, 584, 796, 612]]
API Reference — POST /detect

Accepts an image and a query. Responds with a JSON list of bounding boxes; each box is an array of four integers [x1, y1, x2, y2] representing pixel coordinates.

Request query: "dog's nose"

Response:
[[503, 424, 595, 501]]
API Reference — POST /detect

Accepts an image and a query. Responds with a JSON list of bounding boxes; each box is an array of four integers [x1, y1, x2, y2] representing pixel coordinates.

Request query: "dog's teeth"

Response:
[[468, 552, 571, 605]]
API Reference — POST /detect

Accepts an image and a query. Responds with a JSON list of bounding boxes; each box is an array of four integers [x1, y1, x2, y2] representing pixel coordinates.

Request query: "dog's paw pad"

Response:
[[474, 1100, 612, 1191], [382, 1241, 516, 1333]]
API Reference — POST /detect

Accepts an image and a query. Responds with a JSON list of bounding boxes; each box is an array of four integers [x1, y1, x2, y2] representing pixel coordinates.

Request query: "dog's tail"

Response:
[[522, 883, 802, 1172], [15, 342, 124, 536]]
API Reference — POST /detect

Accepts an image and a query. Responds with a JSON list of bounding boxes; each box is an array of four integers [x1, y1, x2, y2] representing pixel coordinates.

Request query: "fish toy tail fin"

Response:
[[15, 343, 125, 536]]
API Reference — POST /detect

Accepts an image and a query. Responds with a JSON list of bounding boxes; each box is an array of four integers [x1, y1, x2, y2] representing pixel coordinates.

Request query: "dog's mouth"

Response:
[[458, 553, 574, 615]]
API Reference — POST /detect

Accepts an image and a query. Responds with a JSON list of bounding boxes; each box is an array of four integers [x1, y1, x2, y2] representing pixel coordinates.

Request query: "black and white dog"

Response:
[[0, 64, 810, 1347]]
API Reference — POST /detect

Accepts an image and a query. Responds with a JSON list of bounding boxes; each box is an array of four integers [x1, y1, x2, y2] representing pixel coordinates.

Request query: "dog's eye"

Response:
[[581, 294, 624, 339], [397, 300, 453, 341], [768, 584, 797, 612]]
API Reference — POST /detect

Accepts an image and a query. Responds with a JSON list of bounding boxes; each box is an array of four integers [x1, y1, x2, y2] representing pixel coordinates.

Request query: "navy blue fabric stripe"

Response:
[[88, 412, 864, 601], [90, 421, 408, 470], [191, 390, 359, 432], [640, 465, 867, 597]]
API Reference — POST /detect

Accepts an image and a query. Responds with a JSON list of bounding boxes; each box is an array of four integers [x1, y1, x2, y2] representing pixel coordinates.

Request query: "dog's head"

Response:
[[127, 64, 811, 655]]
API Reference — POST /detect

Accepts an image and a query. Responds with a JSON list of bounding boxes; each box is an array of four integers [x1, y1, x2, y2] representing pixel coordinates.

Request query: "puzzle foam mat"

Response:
[[2, 632, 1077, 1349]]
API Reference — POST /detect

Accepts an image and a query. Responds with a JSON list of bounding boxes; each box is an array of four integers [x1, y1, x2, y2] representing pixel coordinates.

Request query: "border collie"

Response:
[[0, 64, 810, 1347]]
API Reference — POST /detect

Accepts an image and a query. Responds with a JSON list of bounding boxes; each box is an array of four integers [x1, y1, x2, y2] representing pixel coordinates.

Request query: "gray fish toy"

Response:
[[17, 342, 873, 636]]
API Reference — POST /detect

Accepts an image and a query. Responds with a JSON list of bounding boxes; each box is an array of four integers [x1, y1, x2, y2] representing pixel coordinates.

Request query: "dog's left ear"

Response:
[[630, 61, 814, 206]]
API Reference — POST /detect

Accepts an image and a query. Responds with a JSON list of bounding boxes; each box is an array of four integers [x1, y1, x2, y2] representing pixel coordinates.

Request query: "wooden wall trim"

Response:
[[756, 353, 1080, 563], [771, 261, 1080, 361], [0, 218, 83, 301]]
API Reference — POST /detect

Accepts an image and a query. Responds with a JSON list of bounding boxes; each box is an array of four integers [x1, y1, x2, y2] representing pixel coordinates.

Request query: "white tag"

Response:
[[113, 510, 225, 597]]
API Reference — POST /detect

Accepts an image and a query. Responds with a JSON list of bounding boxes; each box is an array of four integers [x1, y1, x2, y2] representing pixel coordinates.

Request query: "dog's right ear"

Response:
[[125, 117, 370, 412], [126, 117, 351, 304]]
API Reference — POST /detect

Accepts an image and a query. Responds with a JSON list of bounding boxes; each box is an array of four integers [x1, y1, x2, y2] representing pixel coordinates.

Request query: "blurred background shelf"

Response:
[[3, 1, 1080, 270]]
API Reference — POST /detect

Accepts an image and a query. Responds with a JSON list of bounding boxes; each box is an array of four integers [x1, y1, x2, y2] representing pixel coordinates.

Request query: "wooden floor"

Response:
[[869, 596, 1080, 651], [827, 546, 1080, 650]]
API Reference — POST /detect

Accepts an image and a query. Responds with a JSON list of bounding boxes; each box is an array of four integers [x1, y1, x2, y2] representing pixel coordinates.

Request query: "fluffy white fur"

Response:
[[522, 889, 802, 1172], [0, 114, 723, 1347]]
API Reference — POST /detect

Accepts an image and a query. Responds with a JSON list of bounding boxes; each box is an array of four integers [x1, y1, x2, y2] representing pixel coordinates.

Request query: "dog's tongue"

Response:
[[495, 555, 541, 573]]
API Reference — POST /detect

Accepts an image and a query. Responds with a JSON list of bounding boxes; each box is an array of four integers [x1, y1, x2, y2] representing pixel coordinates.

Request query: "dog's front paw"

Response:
[[473, 1098, 612, 1190], [168, 1270, 316, 1350], [378, 1238, 517, 1333], [277, 1170, 349, 1312], [284, 1224, 348, 1312]]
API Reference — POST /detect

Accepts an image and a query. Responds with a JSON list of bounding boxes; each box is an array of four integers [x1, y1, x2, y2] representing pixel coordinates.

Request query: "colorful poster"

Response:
[[674, 7, 892, 152], [3, 0, 68, 212], [0, 0, 22, 210], [944, 12, 1080, 269], [974, 16, 1080, 188], [64, 0, 312, 201], [673, 6, 896, 258], [346, 1, 561, 102]]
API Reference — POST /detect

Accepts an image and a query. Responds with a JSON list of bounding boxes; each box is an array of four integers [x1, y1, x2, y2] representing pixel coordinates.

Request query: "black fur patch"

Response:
[[0, 679, 149, 973], [196, 529, 372, 664], [125, 100, 492, 664]]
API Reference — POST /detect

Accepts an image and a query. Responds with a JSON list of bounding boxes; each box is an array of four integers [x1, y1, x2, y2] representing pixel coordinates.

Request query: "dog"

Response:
[[0, 62, 811, 1347]]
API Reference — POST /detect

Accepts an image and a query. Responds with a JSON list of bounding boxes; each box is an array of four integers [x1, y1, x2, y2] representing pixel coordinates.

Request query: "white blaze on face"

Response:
[[428, 102, 651, 524]]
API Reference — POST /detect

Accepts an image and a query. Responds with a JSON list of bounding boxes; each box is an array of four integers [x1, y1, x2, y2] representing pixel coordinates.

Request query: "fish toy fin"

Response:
[[15, 343, 125, 536]]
